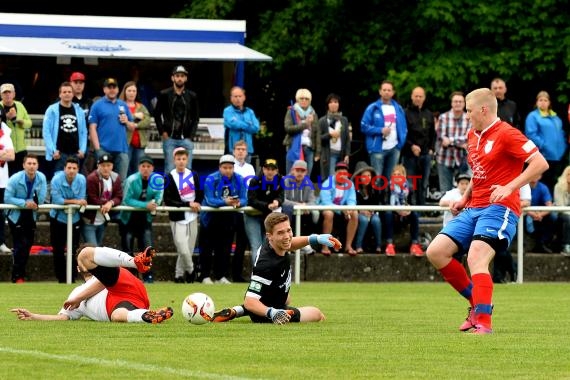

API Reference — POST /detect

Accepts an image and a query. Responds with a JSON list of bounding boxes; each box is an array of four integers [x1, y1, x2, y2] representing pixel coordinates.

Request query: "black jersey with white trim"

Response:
[[245, 239, 292, 308]]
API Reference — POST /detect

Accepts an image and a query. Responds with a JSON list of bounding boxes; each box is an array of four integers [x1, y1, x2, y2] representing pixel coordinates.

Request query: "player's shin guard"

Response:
[[439, 258, 473, 306], [471, 273, 493, 329]]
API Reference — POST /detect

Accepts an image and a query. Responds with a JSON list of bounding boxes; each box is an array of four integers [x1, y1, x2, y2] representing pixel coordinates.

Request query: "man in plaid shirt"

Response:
[[436, 91, 471, 192]]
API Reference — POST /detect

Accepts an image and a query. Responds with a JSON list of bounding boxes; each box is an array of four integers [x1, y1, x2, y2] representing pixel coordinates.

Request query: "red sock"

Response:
[[439, 259, 473, 306], [471, 273, 493, 329]]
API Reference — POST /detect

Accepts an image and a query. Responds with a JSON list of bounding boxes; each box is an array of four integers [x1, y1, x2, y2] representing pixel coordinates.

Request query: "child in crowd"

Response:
[[439, 173, 471, 227], [353, 161, 382, 254], [384, 164, 424, 257]]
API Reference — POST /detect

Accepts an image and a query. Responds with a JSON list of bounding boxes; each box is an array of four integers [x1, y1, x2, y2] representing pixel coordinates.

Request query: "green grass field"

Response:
[[2, 282, 570, 379]]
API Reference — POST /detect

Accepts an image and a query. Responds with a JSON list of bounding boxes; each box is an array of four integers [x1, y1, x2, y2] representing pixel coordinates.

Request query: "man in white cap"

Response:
[[154, 65, 199, 173], [0, 83, 32, 175], [231, 140, 256, 282], [199, 154, 247, 284], [282, 159, 319, 253]]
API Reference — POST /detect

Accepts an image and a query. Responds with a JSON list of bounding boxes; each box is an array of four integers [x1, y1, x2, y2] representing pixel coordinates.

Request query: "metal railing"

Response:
[[0, 203, 254, 284], [2, 203, 569, 284], [292, 204, 570, 285]]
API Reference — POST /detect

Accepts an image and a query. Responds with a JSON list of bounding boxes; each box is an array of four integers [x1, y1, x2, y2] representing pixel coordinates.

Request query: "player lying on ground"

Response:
[[213, 212, 342, 324], [11, 246, 173, 324]]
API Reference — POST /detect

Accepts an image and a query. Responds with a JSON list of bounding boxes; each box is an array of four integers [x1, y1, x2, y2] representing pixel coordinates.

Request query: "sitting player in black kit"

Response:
[[212, 212, 341, 324]]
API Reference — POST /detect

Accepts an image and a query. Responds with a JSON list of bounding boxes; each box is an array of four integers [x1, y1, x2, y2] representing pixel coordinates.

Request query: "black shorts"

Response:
[[89, 266, 120, 288]]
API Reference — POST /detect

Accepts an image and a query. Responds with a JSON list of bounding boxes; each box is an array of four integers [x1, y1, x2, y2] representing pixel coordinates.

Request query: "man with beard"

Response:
[[154, 65, 199, 173]]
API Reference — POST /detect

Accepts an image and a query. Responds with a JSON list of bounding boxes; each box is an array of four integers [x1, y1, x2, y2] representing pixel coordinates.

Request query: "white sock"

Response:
[[126, 309, 147, 323], [93, 247, 136, 269], [234, 305, 245, 317]]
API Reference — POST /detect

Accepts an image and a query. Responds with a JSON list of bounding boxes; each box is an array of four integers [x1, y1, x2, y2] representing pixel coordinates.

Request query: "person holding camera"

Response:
[[199, 154, 247, 284]]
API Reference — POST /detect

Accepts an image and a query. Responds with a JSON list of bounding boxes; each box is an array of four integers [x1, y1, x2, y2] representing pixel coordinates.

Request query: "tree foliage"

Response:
[[177, 0, 570, 122]]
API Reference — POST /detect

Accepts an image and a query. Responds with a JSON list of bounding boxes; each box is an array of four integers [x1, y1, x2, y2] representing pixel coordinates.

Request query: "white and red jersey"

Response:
[[105, 267, 150, 318], [58, 268, 149, 321], [466, 118, 538, 216], [59, 277, 110, 321]]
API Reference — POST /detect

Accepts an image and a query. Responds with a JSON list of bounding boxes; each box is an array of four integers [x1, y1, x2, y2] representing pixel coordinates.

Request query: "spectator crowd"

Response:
[[1, 67, 569, 286]]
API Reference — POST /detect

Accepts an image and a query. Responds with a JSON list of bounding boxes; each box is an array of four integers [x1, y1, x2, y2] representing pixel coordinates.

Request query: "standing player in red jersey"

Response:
[[426, 88, 548, 334]]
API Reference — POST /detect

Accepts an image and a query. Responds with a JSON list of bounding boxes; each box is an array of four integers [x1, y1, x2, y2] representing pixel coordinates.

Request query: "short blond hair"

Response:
[[295, 89, 312, 102], [465, 88, 497, 114], [392, 164, 407, 177]]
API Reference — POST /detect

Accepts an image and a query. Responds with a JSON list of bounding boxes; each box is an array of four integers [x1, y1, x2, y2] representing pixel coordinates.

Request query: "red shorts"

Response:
[[105, 267, 150, 318]]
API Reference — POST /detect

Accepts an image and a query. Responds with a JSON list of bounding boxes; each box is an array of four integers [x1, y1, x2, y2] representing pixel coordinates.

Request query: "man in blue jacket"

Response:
[[4, 154, 47, 283], [42, 81, 87, 176], [199, 154, 247, 284], [49, 157, 87, 283], [223, 86, 260, 159], [360, 80, 407, 188]]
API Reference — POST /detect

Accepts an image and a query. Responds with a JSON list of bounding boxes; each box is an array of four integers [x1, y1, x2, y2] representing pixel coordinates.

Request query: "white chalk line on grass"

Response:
[[0, 346, 258, 380]]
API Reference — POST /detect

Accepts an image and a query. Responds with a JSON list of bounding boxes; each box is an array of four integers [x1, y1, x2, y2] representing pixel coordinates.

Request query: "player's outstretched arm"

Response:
[[10, 308, 69, 321], [243, 297, 291, 325], [306, 234, 342, 251]]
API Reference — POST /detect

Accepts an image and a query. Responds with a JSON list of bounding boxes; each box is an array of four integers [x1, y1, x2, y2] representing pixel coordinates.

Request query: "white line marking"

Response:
[[0, 346, 257, 380]]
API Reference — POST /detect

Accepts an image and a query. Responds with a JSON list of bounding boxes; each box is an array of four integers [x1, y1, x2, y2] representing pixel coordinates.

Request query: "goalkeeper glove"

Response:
[[308, 234, 342, 251], [266, 307, 291, 325]]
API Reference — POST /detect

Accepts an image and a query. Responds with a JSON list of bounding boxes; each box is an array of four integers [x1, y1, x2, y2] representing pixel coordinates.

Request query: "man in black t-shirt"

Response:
[[42, 81, 88, 175], [491, 78, 521, 131], [211, 213, 341, 324]]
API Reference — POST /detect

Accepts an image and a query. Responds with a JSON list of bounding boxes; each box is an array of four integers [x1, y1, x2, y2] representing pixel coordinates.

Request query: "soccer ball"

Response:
[[181, 292, 215, 325]]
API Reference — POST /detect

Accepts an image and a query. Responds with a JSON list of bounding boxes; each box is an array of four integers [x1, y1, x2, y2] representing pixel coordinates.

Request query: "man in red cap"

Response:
[[70, 72, 92, 117], [69, 72, 95, 175]]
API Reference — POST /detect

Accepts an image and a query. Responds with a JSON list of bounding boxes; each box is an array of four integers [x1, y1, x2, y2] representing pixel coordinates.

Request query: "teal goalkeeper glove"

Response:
[[266, 307, 291, 325], [308, 234, 343, 251]]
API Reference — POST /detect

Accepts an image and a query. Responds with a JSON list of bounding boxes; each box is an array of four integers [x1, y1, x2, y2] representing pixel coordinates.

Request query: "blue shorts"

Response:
[[440, 204, 519, 257]]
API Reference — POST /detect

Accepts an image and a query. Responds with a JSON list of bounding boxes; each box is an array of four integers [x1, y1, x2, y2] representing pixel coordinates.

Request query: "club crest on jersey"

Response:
[[484, 140, 494, 154]]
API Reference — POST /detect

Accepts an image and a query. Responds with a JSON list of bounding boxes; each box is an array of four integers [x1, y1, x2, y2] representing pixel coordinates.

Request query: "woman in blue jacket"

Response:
[[525, 91, 567, 192]]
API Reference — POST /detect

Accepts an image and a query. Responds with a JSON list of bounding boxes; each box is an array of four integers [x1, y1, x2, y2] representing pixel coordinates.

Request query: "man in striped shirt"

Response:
[[436, 91, 471, 192]]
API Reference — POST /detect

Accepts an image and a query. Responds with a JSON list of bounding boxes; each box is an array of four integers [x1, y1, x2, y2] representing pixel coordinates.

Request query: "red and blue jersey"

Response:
[[466, 119, 538, 216]]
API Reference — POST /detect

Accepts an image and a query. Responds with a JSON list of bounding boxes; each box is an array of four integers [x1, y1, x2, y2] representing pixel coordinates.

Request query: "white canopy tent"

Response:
[[0, 13, 271, 84]]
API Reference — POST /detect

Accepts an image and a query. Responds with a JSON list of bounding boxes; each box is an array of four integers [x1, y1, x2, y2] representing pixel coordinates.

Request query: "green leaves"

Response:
[[176, 0, 570, 106]]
